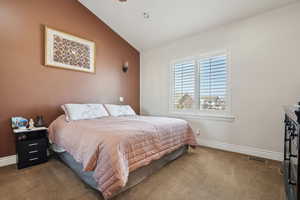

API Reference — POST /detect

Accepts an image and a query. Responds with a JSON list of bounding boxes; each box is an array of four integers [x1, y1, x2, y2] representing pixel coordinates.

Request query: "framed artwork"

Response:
[[44, 26, 96, 73]]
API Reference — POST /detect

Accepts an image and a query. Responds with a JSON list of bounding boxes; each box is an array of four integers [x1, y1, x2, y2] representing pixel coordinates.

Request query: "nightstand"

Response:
[[13, 127, 49, 169]]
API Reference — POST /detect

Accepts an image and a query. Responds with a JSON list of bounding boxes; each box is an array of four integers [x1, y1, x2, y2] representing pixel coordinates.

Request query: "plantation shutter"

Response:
[[198, 55, 227, 110], [172, 61, 195, 110]]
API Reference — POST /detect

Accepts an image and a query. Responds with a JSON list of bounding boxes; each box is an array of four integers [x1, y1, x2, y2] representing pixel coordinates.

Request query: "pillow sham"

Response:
[[104, 104, 136, 117], [61, 104, 109, 121]]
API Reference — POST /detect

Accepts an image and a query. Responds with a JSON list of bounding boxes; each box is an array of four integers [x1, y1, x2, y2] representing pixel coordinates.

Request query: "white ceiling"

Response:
[[79, 0, 298, 51]]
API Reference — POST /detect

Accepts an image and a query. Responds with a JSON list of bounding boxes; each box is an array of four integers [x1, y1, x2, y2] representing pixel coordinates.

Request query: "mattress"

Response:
[[57, 145, 188, 198]]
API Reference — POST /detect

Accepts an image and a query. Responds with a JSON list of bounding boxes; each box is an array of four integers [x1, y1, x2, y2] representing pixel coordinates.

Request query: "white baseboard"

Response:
[[0, 140, 283, 167], [198, 139, 283, 161], [0, 155, 16, 167]]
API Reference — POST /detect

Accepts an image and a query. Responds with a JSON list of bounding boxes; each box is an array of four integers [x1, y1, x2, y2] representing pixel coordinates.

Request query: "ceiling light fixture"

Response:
[[143, 12, 150, 19], [118, 0, 127, 2]]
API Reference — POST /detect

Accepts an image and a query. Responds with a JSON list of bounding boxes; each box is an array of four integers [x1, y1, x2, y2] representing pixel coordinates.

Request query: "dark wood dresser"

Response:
[[284, 106, 300, 200], [13, 127, 48, 169]]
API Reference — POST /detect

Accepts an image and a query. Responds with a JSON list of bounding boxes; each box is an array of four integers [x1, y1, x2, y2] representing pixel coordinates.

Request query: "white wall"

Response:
[[140, 3, 300, 159]]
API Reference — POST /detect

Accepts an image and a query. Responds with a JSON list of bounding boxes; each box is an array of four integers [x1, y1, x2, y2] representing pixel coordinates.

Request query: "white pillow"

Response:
[[105, 104, 136, 117], [61, 104, 109, 121]]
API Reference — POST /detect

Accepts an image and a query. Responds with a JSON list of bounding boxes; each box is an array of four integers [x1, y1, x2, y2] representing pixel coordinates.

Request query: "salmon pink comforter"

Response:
[[48, 115, 197, 199]]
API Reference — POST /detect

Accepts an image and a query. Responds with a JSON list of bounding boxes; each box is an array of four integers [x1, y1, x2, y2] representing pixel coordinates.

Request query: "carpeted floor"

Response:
[[0, 147, 284, 200]]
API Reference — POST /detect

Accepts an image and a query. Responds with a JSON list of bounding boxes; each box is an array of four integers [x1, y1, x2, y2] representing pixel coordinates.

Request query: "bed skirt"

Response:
[[57, 145, 188, 198]]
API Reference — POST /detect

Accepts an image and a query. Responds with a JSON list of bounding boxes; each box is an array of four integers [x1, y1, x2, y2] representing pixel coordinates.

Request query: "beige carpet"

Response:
[[0, 147, 284, 200]]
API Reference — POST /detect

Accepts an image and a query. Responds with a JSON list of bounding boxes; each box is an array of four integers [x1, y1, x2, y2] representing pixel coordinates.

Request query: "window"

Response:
[[173, 60, 196, 110], [171, 52, 229, 114]]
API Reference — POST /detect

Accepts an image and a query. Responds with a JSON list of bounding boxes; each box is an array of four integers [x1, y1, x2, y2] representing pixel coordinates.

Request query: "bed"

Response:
[[48, 114, 197, 199]]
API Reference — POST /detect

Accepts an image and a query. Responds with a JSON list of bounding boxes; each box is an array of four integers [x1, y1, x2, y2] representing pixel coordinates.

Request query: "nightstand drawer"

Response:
[[18, 148, 47, 161], [17, 153, 47, 169], [17, 138, 48, 152]]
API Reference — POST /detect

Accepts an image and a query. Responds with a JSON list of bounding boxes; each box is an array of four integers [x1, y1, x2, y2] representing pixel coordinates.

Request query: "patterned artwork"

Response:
[[45, 26, 95, 73], [53, 35, 91, 69]]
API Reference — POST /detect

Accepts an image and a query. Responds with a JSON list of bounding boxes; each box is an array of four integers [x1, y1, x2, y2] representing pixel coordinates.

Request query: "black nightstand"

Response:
[[13, 127, 49, 169]]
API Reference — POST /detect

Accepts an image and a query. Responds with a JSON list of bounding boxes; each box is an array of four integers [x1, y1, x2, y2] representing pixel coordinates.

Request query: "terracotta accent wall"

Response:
[[0, 0, 140, 157]]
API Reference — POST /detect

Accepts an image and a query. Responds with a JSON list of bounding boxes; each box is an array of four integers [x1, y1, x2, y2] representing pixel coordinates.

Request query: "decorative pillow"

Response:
[[104, 104, 136, 117], [61, 104, 109, 121]]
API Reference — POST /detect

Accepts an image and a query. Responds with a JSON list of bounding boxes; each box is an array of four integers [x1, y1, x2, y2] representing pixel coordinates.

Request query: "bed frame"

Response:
[[56, 145, 189, 198]]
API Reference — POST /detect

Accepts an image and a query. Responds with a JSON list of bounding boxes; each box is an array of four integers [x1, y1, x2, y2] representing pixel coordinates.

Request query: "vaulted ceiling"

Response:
[[79, 0, 298, 51]]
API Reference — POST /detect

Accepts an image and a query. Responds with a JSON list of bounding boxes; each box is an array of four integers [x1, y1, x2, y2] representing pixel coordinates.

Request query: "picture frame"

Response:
[[44, 26, 96, 73]]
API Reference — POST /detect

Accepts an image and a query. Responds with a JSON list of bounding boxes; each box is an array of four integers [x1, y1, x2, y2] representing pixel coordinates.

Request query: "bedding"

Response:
[[104, 104, 136, 116], [48, 115, 197, 199], [61, 104, 109, 121]]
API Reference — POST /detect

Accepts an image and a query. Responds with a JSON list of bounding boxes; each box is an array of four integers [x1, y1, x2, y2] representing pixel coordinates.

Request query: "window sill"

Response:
[[168, 112, 236, 122]]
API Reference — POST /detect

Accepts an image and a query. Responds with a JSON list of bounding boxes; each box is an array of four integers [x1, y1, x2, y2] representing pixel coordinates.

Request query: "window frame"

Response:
[[169, 50, 232, 119]]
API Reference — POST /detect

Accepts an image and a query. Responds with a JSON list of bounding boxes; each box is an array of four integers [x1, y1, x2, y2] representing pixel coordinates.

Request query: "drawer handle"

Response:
[[29, 158, 39, 161], [29, 150, 38, 154], [28, 143, 38, 147]]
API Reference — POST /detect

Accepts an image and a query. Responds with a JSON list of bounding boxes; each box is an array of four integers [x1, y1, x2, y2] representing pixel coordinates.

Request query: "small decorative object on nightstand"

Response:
[[34, 116, 45, 127], [13, 127, 49, 169], [28, 118, 35, 129]]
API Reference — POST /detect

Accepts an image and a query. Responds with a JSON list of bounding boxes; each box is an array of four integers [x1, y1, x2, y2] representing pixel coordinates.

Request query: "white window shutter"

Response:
[[172, 61, 195, 110], [199, 55, 227, 110]]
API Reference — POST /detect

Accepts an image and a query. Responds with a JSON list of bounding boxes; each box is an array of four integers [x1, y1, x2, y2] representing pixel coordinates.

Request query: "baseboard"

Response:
[[198, 139, 283, 161], [0, 155, 16, 167], [0, 141, 283, 167]]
